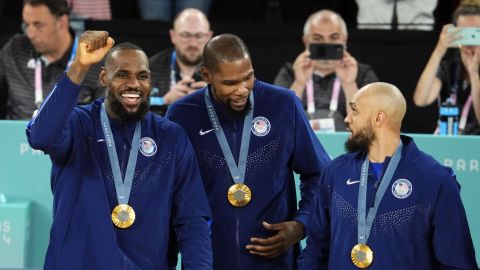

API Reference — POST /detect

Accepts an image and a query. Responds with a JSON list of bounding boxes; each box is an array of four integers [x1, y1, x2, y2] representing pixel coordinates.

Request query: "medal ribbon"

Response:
[[100, 103, 141, 205], [34, 36, 79, 109], [204, 89, 254, 184], [357, 141, 403, 244], [459, 94, 473, 131], [306, 77, 341, 116], [170, 51, 177, 89]]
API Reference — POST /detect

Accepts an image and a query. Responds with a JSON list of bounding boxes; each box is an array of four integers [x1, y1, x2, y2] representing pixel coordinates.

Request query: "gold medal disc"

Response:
[[227, 183, 252, 207], [111, 204, 136, 229], [351, 243, 373, 268]]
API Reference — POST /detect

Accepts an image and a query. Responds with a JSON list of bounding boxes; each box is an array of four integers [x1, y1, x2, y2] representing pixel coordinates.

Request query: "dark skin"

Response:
[[201, 55, 306, 258], [99, 49, 151, 118], [66, 31, 151, 120]]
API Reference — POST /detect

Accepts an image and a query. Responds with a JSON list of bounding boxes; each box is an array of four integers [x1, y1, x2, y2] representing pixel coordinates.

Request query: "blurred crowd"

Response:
[[2, 0, 480, 136]]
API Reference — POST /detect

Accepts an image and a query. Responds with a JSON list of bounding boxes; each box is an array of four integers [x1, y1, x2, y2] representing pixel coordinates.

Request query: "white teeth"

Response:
[[122, 93, 140, 98]]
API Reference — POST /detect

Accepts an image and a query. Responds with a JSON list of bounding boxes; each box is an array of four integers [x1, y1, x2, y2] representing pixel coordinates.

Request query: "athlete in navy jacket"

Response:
[[298, 82, 478, 269], [26, 31, 212, 270], [167, 34, 331, 269]]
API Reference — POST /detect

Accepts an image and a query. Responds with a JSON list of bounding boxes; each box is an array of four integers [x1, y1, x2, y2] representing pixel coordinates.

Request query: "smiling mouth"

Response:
[[121, 91, 142, 106], [231, 99, 247, 110]]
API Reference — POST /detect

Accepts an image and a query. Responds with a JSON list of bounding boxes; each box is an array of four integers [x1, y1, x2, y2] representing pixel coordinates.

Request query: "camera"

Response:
[[309, 43, 344, 60]]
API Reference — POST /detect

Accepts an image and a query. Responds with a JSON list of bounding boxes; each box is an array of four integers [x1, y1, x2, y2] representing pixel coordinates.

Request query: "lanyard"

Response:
[[357, 141, 403, 244], [306, 76, 341, 116], [170, 51, 177, 89], [100, 103, 141, 205], [459, 94, 473, 131], [204, 89, 254, 184], [34, 36, 78, 108]]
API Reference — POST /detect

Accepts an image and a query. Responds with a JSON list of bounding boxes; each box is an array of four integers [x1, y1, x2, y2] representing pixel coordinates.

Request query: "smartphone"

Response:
[[309, 43, 344, 60], [449, 27, 480, 46]]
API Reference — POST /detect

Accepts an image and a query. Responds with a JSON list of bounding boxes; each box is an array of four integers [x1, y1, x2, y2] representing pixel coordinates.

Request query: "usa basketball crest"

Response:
[[139, 137, 157, 157], [251, 116, 271, 136], [392, 179, 412, 199]]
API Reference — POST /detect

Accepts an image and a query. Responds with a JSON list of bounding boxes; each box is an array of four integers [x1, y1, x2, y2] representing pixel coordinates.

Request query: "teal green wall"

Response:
[[0, 121, 479, 268]]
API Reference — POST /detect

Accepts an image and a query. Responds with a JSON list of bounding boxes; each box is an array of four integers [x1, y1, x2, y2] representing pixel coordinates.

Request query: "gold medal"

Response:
[[227, 183, 252, 207], [351, 243, 373, 268], [111, 204, 136, 229]]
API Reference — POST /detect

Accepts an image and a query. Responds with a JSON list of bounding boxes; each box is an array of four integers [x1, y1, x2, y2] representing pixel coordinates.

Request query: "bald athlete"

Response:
[[298, 83, 478, 269]]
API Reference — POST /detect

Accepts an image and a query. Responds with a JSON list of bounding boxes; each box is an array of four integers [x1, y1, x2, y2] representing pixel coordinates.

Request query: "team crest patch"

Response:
[[392, 179, 412, 199], [139, 137, 157, 157], [251, 116, 271, 136]]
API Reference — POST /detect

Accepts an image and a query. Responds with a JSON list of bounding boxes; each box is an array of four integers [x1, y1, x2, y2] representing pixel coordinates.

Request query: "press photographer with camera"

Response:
[[413, 2, 480, 135], [274, 9, 378, 132]]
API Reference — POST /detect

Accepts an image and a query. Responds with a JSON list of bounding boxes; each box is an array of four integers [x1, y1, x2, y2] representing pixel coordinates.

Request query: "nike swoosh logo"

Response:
[[346, 179, 360, 185], [199, 128, 214, 136]]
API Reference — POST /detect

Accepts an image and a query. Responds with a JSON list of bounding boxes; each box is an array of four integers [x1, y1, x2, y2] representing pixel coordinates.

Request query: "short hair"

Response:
[[303, 9, 348, 37], [104, 42, 146, 67], [172, 8, 210, 30], [23, 0, 70, 17], [453, 3, 480, 25], [203, 34, 250, 73]]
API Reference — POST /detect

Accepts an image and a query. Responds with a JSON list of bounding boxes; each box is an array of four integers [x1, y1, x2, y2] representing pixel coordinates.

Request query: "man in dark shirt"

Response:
[[0, 0, 101, 120], [274, 9, 377, 132], [149, 8, 212, 115]]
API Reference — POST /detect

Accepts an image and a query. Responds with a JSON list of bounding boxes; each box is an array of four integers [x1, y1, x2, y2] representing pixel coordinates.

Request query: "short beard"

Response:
[[344, 125, 375, 153], [176, 49, 202, 66], [224, 98, 251, 117], [106, 91, 150, 122]]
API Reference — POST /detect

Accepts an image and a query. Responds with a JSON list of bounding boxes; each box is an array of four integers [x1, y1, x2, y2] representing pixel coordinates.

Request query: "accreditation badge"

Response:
[[227, 183, 252, 207], [111, 204, 136, 229], [351, 243, 373, 268]]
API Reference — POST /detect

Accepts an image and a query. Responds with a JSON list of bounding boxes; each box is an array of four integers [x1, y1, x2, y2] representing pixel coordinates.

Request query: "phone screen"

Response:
[[450, 27, 480, 46], [309, 43, 344, 60]]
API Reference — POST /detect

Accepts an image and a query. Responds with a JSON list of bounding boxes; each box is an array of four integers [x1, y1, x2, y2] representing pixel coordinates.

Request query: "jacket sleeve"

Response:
[[26, 74, 80, 162], [432, 168, 479, 270], [357, 63, 379, 88], [297, 167, 331, 270], [273, 62, 295, 88], [172, 126, 213, 270], [291, 95, 331, 226]]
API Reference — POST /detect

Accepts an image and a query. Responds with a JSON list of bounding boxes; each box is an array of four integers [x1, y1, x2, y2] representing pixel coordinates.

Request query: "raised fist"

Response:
[[75, 30, 115, 67]]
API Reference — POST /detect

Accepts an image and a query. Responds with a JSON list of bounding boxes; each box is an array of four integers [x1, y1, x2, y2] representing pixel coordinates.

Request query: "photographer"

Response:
[[413, 3, 480, 135], [274, 9, 378, 132]]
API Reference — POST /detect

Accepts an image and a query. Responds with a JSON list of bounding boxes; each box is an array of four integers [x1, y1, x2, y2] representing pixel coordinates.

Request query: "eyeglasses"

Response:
[[177, 32, 210, 42]]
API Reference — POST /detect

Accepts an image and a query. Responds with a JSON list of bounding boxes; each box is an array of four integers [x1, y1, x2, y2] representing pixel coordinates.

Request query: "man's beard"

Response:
[[225, 98, 251, 117], [106, 91, 150, 122], [344, 125, 375, 153], [176, 48, 202, 66]]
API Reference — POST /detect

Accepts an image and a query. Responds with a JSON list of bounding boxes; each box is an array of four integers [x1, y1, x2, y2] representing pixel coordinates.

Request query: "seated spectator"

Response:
[[137, 0, 211, 21], [413, 3, 480, 135], [68, 0, 111, 20], [274, 9, 378, 132], [0, 0, 102, 120], [149, 8, 212, 115]]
